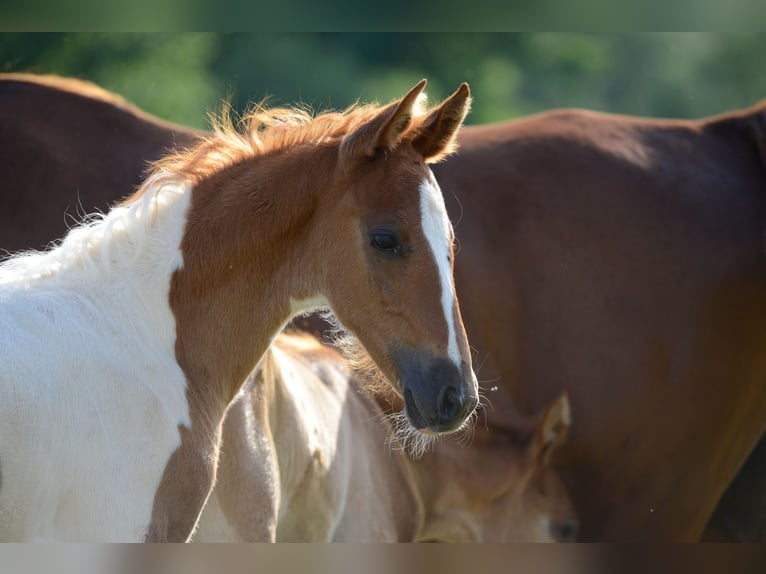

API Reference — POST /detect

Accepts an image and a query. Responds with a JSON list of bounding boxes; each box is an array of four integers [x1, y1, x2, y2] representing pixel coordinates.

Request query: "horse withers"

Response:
[[192, 333, 577, 542], [0, 80, 478, 541]]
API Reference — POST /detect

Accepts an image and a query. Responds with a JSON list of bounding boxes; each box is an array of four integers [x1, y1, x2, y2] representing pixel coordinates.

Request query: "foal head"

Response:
[[411, 393, 578, 542], [307, 81, 478, 434], [162, 80, 477, 435]]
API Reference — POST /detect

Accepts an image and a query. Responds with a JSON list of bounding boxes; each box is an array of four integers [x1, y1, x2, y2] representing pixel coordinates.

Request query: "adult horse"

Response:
[[432, 104, 766, 541], [0, 79, 479, 541], [0, 73, 201, 253], [192, 332, 577, 542], [4, 74, 766, 541]]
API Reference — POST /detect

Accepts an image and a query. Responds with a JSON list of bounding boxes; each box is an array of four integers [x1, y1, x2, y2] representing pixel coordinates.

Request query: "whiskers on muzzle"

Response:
[[384, 404, 478, 459], [454, 399, 483, 447], [384, 410, 439, 459], [316, 310, 480, 454]]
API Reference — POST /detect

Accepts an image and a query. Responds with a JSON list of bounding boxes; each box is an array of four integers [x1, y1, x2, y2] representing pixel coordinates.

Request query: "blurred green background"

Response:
[[2, 33, 766, 128]]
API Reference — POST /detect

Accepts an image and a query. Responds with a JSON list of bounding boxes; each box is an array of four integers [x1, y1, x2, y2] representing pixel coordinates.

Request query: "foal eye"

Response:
[[370, 231, 401, 255]]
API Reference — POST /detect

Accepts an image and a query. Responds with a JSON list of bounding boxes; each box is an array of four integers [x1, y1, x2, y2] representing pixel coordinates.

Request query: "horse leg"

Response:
[[194, 386, 279, 542], [143, 423, 220, 543]]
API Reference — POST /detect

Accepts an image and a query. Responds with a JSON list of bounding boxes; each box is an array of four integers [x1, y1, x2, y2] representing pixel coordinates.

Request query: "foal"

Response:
[[194, 333, 576, 542], [0, 81, 478, 541]]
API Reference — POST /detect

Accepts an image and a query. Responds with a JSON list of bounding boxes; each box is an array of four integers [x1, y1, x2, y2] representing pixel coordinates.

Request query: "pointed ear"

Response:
[[339, 79, 427, 164], [530, 392, 571, 467], [412, 82, 471, 163]]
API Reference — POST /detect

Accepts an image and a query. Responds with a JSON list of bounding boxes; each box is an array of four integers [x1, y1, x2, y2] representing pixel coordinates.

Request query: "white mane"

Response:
[[0, 172, 190, 289]]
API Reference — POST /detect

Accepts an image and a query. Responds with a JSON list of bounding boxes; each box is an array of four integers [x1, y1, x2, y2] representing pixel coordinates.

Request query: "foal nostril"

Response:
[[438, 385, 462, 424], [403, 387, 428, 430], [550, 518, 578, 542]]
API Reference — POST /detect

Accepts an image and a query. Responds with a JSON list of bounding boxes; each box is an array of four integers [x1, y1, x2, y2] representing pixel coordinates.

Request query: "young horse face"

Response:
[[411, 393, 578, 542], [314, 82, 478, 434]]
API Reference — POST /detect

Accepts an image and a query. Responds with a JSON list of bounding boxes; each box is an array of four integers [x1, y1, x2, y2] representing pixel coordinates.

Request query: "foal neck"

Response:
[[169, 146, 336, 412]]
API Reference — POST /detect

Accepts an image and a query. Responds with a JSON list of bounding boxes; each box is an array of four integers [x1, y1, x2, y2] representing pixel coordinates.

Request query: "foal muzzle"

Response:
[[395, 350, 478, 433]]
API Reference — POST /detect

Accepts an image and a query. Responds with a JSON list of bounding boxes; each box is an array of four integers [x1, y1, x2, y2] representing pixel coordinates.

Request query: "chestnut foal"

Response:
[[0, 81, 478, 541]]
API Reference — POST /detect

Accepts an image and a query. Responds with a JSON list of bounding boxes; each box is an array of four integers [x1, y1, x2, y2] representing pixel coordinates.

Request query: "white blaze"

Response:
[[419, 174, 460, 367]]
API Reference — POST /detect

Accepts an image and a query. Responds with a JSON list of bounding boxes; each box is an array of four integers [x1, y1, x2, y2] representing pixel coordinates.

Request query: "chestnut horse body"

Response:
[[0, 74, 202, 254], [0, 76, 478, 541], [3, 74, 766, 541], [433, 106, 766, 540]]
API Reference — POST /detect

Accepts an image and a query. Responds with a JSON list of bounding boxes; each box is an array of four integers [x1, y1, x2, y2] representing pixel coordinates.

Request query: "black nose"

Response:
[[403, 365, 478, 433], [405, 386, 463, 431], [438, 385, 462, 424], [394, 348, 477, 433], [399, 355, 477, 433], [403, 387, 429, 429], [550, 518, 578, 542]]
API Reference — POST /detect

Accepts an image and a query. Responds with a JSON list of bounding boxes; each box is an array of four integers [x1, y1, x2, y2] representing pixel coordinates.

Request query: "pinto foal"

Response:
[[193, 333, 576, 542], [0, 81, 479, 541]]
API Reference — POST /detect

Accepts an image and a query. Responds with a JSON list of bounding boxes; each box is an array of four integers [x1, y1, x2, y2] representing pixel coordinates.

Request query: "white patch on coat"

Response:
[[0, 173, 193, 541]]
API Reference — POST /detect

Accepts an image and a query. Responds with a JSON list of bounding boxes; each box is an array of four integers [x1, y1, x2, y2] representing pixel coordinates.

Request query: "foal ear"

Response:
[[339, 79, 427, 163], [411, 82, 471, 163], [531, 392, 571, 467]]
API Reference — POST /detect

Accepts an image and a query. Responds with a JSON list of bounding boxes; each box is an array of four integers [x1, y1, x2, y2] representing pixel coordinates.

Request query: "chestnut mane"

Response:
[[149, 96, 431, 188]]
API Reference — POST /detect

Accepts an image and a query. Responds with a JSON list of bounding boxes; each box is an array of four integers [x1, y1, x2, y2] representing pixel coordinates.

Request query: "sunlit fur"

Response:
[[0, 173, 187, 287], [151, 95, 433, 190], [193, 333, 575, 542], [384, 410, 439, 459]]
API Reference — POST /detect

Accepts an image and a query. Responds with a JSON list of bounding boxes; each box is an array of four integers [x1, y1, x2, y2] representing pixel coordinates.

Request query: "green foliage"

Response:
[[0, 33, 221, 128], [2, 33, 765, 128]]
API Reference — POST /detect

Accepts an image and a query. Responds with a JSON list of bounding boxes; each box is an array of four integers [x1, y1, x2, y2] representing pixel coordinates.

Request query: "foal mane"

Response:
[[0, 173, 187, 286], [148, 94, 430, 187]]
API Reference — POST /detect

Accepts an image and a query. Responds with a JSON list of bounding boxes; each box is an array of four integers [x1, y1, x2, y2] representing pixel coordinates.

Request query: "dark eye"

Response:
[[370, 231, 401, 255], [549, 518, 578, 542]]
